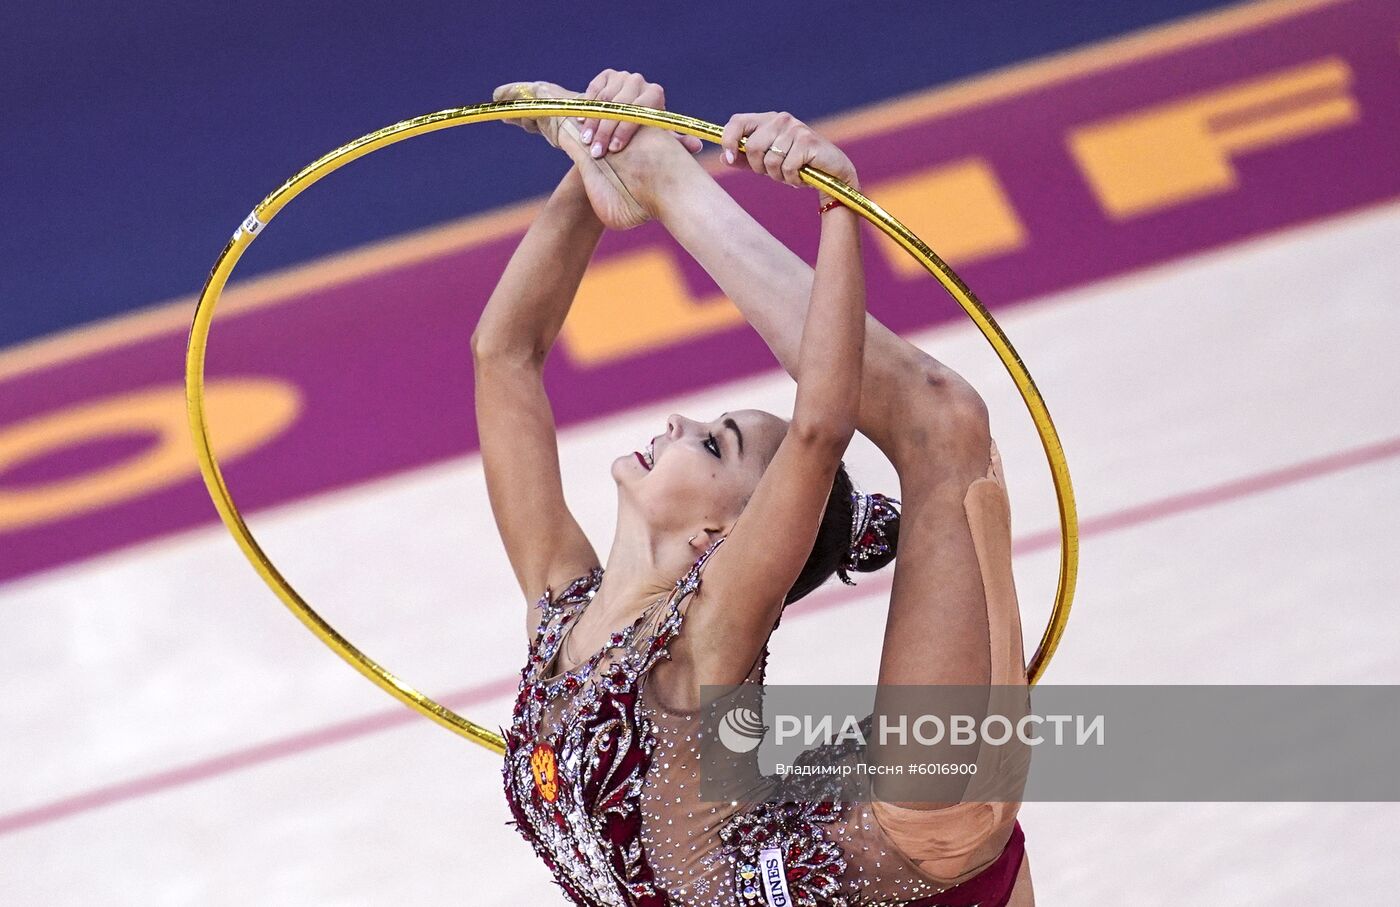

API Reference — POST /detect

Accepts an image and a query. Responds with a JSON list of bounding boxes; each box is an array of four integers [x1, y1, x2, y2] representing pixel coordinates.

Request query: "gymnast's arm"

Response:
[[680, 120, 867, 690], [471, 167, 602, 631]]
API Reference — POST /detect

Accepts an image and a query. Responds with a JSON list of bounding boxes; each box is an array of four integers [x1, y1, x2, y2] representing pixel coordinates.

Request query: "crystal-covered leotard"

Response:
[[501, 542, 1026, 906]]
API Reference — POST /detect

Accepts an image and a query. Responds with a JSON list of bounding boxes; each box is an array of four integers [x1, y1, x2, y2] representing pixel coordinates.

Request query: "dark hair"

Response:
[[783, 463, 900, 606]]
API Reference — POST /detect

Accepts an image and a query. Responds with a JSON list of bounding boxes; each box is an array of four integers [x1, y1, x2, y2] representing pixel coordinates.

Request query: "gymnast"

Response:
[[474, 70, 1033, 906]]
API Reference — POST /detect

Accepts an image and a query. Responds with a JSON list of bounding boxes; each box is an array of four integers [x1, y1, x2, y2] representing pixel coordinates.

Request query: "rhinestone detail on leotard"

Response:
[[503, 544, 725, 905], [501, 540, 1025, 906]]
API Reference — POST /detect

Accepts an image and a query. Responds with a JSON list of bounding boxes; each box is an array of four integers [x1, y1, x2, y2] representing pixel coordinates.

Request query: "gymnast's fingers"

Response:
[[578, 69, 622, 153], [592, 71, 649, 155], [763, 119, 800, 184], [675, 133, 704, 154], [576, 69, 611, 136], [605, 78, 663, 153], [721, 113, 759, 166], [780, 132, 813, 188], [744, 114, 782, 174]]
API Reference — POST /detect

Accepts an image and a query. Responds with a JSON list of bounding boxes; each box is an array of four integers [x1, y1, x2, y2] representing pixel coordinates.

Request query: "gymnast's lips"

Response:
[[634, 451, 651, 471]]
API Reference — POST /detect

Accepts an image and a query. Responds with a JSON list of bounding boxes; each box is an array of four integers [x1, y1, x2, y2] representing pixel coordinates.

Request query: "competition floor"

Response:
[[3, 0, 1398, 902], [4, 201, 1398, 903]]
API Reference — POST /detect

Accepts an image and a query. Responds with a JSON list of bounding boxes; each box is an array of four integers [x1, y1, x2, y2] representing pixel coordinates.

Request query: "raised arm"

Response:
[[687, 114, 866, 683], [472, 167, 603, 626]]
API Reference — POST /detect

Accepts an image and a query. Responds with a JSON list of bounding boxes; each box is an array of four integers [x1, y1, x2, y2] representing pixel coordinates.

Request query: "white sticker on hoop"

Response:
[[240, 211, 265, 237]]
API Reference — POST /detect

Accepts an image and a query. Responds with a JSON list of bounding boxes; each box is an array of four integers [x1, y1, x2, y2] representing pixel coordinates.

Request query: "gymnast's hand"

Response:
[[720, 111, 859, 192], [575, 69, 705, 158]]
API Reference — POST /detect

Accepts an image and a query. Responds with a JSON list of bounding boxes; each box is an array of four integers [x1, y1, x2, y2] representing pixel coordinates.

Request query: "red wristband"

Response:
[[818, 197, 842, 215]]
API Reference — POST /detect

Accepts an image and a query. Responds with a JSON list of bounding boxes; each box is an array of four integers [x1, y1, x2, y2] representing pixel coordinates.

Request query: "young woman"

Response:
[[475, 71, 1033, 906]]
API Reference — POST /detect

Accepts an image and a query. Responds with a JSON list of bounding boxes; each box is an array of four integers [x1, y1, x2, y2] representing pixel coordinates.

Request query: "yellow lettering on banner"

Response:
[[1069, 58, 1357, 219], [560, 248, 742, 365], [0, 379, 300, 531], [874, 158, 1026, 276]]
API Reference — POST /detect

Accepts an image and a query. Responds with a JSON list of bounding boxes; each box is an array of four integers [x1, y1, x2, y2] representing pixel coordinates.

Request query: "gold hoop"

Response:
[[186, 98, 1078, 756]]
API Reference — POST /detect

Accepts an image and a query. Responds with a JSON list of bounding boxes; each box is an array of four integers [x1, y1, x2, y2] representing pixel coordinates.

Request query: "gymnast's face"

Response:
[[614, 409, 788, 535]]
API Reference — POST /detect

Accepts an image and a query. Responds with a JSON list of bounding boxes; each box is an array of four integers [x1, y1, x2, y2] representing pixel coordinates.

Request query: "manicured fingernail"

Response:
[[724, 150, 735, 164], [576, 116, 585, 123], [591, 142, 603, 158], [581, 129, 593, 143], [609, 138, 621, 152]]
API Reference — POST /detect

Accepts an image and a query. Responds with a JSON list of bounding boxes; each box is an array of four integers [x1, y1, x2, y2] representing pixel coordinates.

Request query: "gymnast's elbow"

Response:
[[470, 329, 545, 371], [788, 413, 857, 456]]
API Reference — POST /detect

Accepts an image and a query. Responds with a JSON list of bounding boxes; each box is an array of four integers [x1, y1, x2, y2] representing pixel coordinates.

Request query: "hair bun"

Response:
[[837, 492, 901, 585]]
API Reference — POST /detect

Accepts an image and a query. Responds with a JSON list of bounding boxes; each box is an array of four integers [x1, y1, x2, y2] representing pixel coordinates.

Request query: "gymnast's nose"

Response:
[[666, 414, 686, 438]]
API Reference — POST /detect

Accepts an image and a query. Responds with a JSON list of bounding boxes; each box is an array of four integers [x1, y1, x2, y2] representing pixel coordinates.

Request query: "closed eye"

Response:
[[704, 433, 721, 458]]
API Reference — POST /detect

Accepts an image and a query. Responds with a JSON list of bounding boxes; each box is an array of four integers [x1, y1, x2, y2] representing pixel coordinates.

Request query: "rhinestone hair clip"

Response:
[[837, 489, 901, 585]]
